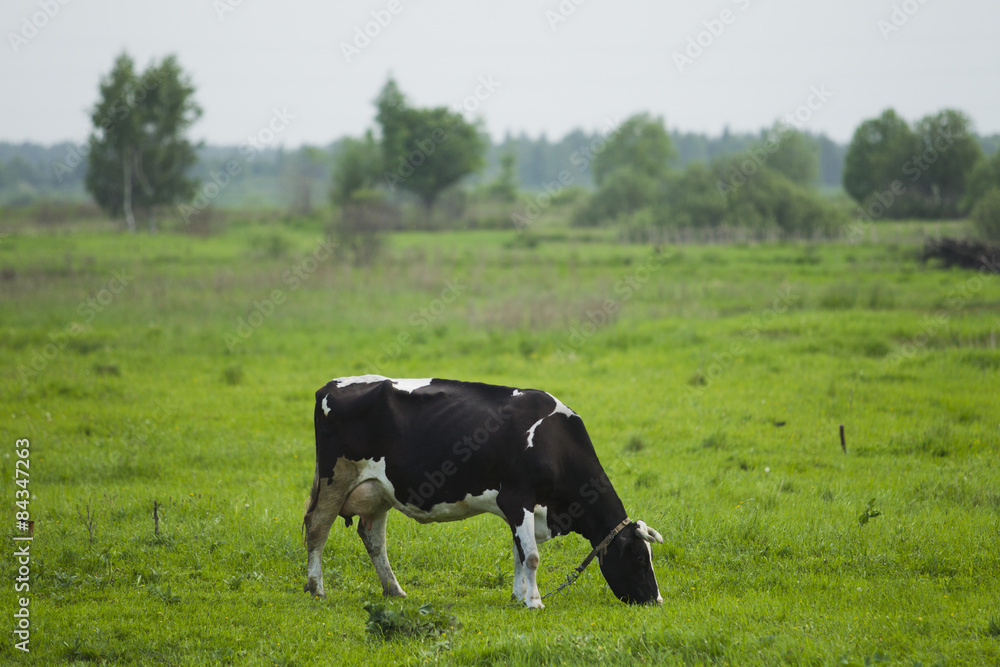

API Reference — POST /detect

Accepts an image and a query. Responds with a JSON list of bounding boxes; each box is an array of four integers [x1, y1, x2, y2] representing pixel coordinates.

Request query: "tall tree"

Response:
[[591, 113, 675, 187], [843, 108, 920, 212], [86, 53, 201, 232], [913, 109, 983, 217], [375, 78, 485, 211]]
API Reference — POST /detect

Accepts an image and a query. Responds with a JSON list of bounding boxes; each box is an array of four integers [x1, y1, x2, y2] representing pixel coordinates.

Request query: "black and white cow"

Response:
[[302, 375, 663, 607]]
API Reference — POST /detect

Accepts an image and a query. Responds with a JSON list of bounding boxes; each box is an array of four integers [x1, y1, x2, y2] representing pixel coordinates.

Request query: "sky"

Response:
[[2, 0, 999, 148]]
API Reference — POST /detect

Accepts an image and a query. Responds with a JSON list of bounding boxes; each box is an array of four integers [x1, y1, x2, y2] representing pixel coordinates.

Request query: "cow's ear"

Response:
[[635, 520, 663, 544]]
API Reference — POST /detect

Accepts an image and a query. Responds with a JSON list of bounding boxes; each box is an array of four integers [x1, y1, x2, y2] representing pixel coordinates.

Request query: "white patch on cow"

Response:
[[399, 488, 503, 523], [353, 456, 396, 495], [533, 505, 552, 543], [547, 392, 576, 419], [647, 540, 663, 604], [525, 392, 578, 449], [390, 378, 433, 393], [512, 389, 524, 397], [321, 395, 331, 417], [333, 374, 389, 388], [525, 417, 545, 450], [332, 375, 432, 394]]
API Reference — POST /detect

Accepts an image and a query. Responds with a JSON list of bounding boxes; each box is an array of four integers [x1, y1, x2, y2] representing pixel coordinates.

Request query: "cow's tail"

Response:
[[302, 463, 320, 548]]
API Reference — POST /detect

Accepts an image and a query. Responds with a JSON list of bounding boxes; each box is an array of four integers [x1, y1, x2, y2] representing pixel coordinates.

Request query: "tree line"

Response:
[[3, 52, 1000, 242]]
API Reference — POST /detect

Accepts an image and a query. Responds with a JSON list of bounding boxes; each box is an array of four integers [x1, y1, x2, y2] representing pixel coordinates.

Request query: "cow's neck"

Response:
[[576, 487, 629, 549]]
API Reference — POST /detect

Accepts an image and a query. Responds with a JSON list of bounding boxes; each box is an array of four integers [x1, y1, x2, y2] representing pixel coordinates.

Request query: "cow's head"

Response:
[[598, 520, 664, 605]]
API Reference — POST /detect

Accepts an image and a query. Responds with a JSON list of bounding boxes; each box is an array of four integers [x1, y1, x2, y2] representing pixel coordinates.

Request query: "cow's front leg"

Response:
[[357, 510, 406, 598], [511, 535, 525, 602], [510, 507, 543, 609]]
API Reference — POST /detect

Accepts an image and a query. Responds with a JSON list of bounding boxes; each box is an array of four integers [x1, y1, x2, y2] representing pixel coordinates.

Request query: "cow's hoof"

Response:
[[383, 588, 407, 598], [525, 599, 544, 610], [304, 580, 326, 598]]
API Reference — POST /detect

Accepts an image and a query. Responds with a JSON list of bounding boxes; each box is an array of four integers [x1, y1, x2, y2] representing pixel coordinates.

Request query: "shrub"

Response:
[[364, 601, 460, 640], [971, 187, 1000, 242]]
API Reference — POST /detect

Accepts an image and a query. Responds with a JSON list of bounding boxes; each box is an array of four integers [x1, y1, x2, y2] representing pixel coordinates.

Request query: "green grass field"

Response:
[[2, 218, 999, 665]]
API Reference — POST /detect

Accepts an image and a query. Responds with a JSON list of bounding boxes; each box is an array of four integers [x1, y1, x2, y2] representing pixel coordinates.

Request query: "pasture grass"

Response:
[[1, 217, 999, 665]]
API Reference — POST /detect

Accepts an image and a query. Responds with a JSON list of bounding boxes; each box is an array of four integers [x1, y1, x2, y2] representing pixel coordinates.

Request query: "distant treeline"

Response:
[[4, 130, 997, 210]]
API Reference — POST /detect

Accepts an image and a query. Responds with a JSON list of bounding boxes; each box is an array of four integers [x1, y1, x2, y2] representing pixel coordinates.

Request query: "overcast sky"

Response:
[[3, 0, 998, 147]]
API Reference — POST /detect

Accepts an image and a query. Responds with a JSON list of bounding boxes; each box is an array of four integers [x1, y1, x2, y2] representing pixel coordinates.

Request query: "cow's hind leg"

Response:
[[357, 510, 406, 598], [302, 474, 352, 598]]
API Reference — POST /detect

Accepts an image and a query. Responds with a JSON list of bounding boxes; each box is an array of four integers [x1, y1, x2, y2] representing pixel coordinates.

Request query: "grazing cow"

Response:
[[302, 375, 664, 607]]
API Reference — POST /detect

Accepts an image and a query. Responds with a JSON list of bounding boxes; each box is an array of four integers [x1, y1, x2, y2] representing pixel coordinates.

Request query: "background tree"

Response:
[[375, 77, 485, 213], [843, 108, 920, 215], [330, 131, 382, 207], [912, 109, 983, 217], [843, 108, 983, 219], [591, 113, 675, 187], [330, 131, 392, 264], [965, 149, 1000, 210], [85, 53, 201, 232], [971, 188, 1000, 242], [767, 127, 820, 187], [487, 151, 518, 203]]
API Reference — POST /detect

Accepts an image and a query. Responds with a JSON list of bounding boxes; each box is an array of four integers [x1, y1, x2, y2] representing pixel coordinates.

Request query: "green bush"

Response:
[[971, 187, 1000, 242]]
